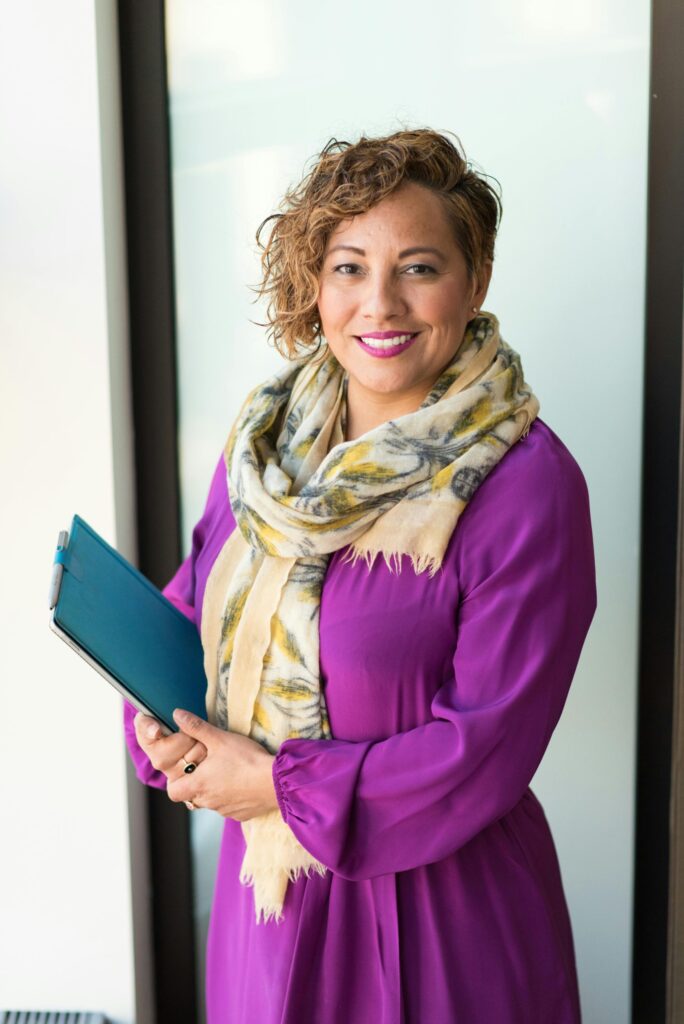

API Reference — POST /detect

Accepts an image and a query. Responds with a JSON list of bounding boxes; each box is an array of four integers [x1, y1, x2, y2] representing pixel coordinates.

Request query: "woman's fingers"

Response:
[[134, 711, 162, 743], [134, 713, 207, 775], [152, 735, 207, 774], [133, 712, 171, 747], [167, 740, 207, 783]]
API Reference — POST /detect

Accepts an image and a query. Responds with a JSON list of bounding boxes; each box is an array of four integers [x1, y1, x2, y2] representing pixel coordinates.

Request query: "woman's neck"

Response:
[[343, 376, 431, 442]]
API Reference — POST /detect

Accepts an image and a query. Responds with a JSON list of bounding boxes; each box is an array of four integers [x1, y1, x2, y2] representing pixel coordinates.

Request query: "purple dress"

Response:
[[124, 416, 597, 1023]]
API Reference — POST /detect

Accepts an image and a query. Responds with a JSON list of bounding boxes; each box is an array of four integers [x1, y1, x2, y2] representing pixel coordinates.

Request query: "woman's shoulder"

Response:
[[449, 415, 594, 582], [467, 415, 590, 519]]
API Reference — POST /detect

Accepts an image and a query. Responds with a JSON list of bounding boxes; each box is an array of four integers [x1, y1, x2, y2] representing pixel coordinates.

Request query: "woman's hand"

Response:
[[164, 708, 279, 821], [133, 710, 208, 781]]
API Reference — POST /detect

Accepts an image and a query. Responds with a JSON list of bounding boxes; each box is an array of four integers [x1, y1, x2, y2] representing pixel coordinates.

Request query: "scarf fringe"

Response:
[[340, 542, 443, 578], [239, 857, 329, 925], [239, 811, 329, 924]]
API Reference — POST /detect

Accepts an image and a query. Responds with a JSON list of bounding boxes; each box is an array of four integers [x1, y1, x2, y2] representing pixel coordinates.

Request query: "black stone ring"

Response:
[[182, 758, 197, 775]]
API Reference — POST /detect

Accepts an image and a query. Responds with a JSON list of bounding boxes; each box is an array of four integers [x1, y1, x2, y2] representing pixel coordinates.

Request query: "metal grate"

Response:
[[1, 1015, 108, 1024]]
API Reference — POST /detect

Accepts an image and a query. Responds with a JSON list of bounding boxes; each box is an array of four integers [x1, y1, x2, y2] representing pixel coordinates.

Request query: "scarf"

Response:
[[200, 310, 540, 924]]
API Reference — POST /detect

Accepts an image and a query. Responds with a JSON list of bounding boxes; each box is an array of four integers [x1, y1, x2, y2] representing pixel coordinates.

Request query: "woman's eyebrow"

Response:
[[326, 244, 447, 259]]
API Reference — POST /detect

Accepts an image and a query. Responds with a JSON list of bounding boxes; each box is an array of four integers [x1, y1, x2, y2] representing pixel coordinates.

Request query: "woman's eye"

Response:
[[333, 263, 361, 275], [404, 264, 436, 275]]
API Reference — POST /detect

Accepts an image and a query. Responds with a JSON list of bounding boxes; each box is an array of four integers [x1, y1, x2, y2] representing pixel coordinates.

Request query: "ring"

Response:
[[185, 800, 196, 811], [182, 757, 197, 775]]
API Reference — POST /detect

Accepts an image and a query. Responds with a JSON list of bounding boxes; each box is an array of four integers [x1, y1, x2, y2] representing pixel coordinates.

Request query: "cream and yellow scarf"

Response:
[[200, 311, 540, 924]]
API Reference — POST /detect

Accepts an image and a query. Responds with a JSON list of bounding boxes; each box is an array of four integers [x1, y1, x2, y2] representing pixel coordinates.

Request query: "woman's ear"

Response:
[[473, 260, 493, 308]]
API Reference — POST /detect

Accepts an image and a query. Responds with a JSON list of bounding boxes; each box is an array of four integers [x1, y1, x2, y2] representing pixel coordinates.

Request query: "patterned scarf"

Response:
[[200, 310, 540, 924]]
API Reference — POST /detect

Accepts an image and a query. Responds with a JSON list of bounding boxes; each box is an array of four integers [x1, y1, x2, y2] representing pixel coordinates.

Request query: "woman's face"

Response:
[[317, 181, 492, 416]]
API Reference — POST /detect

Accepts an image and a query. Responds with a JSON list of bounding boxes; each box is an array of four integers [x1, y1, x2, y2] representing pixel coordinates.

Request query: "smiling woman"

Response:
[[124, 127, 597, 1024], [254, 130, 500, 439], [317, 182, 493, 439]]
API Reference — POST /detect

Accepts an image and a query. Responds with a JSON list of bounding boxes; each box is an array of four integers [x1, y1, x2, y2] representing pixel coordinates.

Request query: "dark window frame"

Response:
[[634, 0, 684, 1021], [117, 3, 197, 1022]]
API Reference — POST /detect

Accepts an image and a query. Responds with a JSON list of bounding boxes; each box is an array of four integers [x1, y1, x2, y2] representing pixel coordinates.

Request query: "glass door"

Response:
[[163, 2, 651, 1017]]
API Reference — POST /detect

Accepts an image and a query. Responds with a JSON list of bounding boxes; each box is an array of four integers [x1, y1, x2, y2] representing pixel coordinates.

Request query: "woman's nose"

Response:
[[360, 273, 408, 323]]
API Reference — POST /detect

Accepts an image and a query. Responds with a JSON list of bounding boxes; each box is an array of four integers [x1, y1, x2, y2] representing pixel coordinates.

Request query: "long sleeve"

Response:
[[271, 432, 598, 881], [123, 453, 228, 790]]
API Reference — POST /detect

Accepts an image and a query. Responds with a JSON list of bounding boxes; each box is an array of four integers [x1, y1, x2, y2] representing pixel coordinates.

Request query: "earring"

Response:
[[472, 306, 479, 313]]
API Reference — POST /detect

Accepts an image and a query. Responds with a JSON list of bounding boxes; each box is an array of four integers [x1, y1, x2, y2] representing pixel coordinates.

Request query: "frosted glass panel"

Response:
[[165, 2, 649, 1019]]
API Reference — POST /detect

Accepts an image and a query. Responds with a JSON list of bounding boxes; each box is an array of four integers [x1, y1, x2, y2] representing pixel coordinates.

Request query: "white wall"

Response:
[[0, 2, 136, 1021]]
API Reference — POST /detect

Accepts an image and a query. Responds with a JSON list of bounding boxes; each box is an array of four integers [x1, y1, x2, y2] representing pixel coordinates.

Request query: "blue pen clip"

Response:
[[49, 529, 70, 610]]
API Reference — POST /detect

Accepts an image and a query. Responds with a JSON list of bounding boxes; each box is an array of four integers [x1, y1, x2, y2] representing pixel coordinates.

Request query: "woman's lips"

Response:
[[355, 333, 419, 358]]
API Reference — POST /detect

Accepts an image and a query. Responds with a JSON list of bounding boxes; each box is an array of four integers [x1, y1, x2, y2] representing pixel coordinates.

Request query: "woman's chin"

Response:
[[347, 366, 441, 414]]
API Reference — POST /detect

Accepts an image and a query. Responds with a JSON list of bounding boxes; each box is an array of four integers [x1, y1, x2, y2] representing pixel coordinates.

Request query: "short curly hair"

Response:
[[253, 127, 502, 358]]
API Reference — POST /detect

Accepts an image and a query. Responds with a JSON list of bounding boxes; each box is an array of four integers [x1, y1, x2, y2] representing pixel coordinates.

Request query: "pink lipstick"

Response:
[[355, 331, 419, 358]]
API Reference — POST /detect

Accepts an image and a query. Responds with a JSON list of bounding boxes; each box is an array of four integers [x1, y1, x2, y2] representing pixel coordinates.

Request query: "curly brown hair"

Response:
[[253, 128, 502, 358]]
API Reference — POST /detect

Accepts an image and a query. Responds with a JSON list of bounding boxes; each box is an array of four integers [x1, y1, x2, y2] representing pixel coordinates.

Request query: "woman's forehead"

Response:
[[325, 185, 454, 248]]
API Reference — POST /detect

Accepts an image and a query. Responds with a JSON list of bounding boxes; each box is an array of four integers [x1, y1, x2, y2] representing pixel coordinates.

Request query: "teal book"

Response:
[[49, 514, 207, 733]]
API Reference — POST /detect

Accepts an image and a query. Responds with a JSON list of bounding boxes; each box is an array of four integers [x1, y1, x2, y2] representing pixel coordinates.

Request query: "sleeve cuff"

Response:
[[272, 751, 292, 822]]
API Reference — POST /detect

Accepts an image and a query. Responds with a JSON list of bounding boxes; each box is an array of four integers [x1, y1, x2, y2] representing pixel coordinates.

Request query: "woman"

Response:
[[125, 128, 597, 1023]]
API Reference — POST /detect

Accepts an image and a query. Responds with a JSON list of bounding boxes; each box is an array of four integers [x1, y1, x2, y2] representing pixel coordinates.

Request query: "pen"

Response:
[[48, 529, 69, 610]]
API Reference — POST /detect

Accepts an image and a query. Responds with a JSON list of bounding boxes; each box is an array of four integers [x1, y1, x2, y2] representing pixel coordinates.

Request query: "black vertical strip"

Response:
[[116, 0, 180, 579], [633, 0, 684, 1020], [117, 2, 197, 1023]]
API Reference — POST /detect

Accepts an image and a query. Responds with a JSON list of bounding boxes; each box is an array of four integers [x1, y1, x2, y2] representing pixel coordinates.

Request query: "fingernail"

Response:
[[146, 724, 159, 739]]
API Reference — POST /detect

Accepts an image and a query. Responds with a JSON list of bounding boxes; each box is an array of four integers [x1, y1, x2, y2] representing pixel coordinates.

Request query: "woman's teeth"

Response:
[[358, 333, 416, 349]]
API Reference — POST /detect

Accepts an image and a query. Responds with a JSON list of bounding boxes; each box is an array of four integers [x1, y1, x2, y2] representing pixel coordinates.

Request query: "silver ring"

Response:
[[182, 757, 197, 775], [185, 800, 196, 810]]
